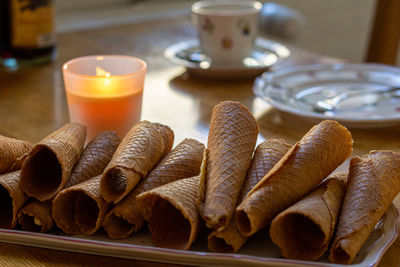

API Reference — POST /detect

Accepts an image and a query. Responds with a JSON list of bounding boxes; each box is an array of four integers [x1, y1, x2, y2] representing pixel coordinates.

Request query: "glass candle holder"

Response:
[[63, 55, 146, 141]]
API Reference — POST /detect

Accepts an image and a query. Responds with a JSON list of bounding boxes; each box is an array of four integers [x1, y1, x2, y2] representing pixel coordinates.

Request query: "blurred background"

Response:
[[55, 0, 397, 64]]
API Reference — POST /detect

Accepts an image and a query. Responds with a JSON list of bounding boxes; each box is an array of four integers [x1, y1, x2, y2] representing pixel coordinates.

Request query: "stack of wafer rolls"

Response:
[[20, 123, 86, 201], [270, 172, 347, 260], [103, 138, 204, 238], [0, 171, 27, 229], [52, 131, 121, 234], [330, 150, 400, 264], [198, 101, 258, 231], [0, 135, 33, 173], [2, 99, 400, 266], [208, 139, 291, 253], [18, 201, 54, 233], [136, 176, 200, 250], [100, 121, 174, 204], [236, 120, 353, 237]]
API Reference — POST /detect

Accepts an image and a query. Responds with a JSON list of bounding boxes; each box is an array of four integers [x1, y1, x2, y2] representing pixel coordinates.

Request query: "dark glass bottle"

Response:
[[1, 0, 56, 68], [0, 0, 11, 59]]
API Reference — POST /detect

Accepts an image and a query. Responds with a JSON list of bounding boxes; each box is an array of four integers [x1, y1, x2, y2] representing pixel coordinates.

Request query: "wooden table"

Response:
[[1, 17, 400, 267]]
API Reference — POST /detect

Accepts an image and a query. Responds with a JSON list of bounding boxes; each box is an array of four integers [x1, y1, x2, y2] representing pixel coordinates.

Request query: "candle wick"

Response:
[[96, 67, 111, 77]]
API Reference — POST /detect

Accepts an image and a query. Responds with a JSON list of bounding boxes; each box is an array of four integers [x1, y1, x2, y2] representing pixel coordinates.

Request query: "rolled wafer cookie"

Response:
[[65, 131, 120, 188], [18, 200, 54, 233], [103, 138, 204, 238], [198, 101, 258, 230], [236, 120, 353, 237], [208, 139, 291, 253], [270, 172, 347, 260], [136, 176, 200, 250], [0, 135, 33, 173], [100, 121, 174, 204], [20, 123, 86, 201], [52, 175, 109, 235], [330, 150, 400, 264], [0, 171, 27, 229]]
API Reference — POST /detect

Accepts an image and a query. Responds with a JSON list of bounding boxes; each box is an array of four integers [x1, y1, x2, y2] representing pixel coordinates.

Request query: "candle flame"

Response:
[[96, 67, 111, 77]]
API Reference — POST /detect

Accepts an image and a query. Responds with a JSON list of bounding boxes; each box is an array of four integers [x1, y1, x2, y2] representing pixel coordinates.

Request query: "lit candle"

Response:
[[62, 55, 147, 141]]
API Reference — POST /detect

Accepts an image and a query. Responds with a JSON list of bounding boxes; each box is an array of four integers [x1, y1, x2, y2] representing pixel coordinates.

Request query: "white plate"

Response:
[[0, 204, 398, 267], [253, 63, 400, 128], [164, 38, 291, 79]]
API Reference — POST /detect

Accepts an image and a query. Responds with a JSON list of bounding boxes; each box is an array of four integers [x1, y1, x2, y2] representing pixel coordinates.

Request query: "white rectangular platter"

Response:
[[0, 204, 398, 267]]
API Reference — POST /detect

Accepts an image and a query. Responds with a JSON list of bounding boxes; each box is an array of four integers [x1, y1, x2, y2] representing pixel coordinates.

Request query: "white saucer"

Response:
[[253, 63, 400, 128], [164, 38, 291, 79]]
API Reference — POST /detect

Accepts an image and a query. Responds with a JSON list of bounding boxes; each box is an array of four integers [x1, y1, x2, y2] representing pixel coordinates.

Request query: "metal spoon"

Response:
[[311, 86, 400, 113]]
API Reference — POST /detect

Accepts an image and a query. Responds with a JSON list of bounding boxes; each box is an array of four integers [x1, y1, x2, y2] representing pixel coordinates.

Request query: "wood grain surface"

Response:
[[0, 17, 399, 267]]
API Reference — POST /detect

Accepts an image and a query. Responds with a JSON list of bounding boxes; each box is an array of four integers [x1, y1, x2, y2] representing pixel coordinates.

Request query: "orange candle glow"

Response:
[[63, 55, 147, 141]]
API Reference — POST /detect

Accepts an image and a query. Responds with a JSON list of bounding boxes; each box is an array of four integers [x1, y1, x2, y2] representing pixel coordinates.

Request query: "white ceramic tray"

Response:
[[0, 204, 398, 267]]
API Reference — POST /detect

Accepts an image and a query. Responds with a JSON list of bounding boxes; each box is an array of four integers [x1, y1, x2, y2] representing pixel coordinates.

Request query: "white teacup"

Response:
[[191, 0, 262, 67]]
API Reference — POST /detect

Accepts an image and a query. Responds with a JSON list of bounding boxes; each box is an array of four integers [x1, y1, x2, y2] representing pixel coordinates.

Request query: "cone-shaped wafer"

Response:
[[239, 140, 292, 202], [18, 200, 54, 233], [53, 175, 109, 235], [270, 173, 347, 261], [153, 122, 174, 156], [236, 120, 353, 237], [65, 131, 120, 188], [136, 176, 200, 250], [198, 101, 258, 230], [0, 135, 33, 173], [0, 171, 27, 229], [330, 150, 400, 264], [208, 139, 291, 252], [103, 138, 205, 238], [101, 121, 174, 204], [20, 123, 86, 201]]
